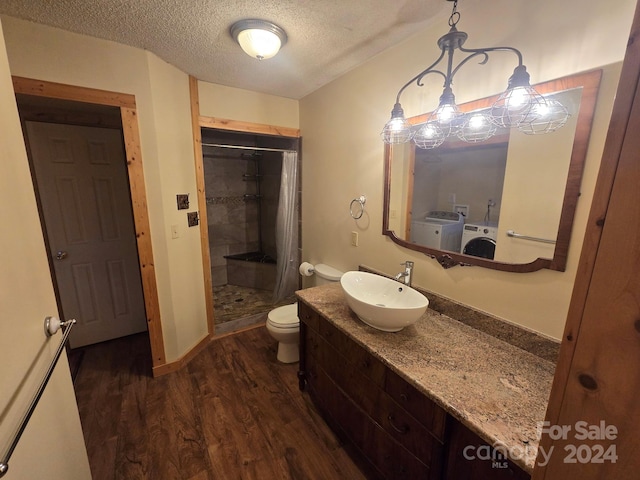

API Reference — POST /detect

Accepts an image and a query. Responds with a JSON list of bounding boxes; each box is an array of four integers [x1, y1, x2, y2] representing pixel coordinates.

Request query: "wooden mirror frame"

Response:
[[382, 69, 602, 272]]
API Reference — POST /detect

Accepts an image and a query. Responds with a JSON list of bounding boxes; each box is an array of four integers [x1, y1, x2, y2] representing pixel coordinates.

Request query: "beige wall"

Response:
[[0, 15, 302, 361], [0, 20, 91, 479], [145, 52, 209, 358], [299, 0, 636, 339], [198, 80, 299, 128], [0, 13, 301, 476], [0, 15, 209, 361]]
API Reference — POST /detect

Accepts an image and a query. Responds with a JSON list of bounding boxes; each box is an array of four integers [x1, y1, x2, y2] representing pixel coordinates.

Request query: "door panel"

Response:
[[26, 121, 147, 347]]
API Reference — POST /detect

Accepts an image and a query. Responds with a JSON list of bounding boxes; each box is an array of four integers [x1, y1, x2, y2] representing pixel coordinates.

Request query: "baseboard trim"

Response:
[[213, 320, 266, 340], [152, 334, 212, 377]]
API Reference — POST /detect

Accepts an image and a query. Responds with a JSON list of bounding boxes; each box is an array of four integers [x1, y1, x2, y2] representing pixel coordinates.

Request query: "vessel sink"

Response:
[[340, 271, 429, 332]]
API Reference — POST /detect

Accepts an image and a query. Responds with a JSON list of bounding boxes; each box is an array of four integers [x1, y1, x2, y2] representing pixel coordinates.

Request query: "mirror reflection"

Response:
[[383, 71, 601, 272]]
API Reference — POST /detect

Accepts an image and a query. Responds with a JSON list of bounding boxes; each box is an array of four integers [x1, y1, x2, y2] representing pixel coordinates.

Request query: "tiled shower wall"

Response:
[[204, 149, 282, 287]]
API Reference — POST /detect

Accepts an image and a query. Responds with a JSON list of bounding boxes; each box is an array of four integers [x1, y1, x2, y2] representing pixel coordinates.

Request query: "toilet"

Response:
[[266, 263, 343, 363]]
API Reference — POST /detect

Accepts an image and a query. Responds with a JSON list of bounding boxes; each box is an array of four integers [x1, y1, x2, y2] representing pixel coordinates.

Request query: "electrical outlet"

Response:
[[187, 211, 199, 227], [454, 204, 469, 217], [351, 231, 359, 247]]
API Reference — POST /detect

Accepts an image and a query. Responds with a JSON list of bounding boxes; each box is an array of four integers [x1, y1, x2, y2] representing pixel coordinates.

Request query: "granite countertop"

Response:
[[296, 282, 556, 473]]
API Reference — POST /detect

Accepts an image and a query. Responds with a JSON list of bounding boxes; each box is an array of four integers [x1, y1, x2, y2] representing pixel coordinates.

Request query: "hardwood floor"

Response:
[[72, 327, 367, 480]]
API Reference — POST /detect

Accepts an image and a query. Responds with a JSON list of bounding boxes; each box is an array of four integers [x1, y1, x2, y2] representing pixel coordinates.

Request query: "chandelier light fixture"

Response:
[[381, 0, 569, 148], [230, 19, 288, 60]]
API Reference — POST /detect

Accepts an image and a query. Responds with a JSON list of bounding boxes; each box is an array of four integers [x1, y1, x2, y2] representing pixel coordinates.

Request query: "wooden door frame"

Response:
[[188, 76, 300, 336], [532, 2, 640, 477], [12, 76, 166, 370]]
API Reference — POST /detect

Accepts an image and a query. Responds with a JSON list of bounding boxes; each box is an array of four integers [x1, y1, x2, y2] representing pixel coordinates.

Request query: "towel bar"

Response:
[[0, 317, 76, 478], [506, 230, 556, 245]]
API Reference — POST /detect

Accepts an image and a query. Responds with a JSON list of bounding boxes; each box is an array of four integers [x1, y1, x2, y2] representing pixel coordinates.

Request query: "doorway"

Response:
[[201, 128, 300, 334], [23, 115, 148, 348], [12, 77, 166, 371]]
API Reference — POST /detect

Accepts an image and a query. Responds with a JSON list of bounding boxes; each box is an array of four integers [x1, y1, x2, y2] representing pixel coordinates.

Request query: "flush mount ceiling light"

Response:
[[230, 19, 287, 60], [381, 0, 569, 148]]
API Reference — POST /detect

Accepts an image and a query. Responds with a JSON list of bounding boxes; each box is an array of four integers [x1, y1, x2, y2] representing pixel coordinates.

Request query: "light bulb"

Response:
[[413, 122, 445, 149], [436, 104, 457, 123], [468, 114, 487, 129], [430, 87, 462, 136], [237, 29, 282, 60], [518, 99, 570, 135], [491, 85, 546, 128], [381, 103, 413, 144], [457, 112, 497, 143], [231, 20, 287, 60], [505, 86, 528, 110]]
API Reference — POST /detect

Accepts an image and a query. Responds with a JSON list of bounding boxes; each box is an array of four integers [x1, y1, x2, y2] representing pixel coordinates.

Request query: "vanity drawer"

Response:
[[308, 356, 434, 480], [318, 316, 387, 387], [317, 314, 447, 441], [384, 368, 447, 442], [298, 302, 320, 331], [310, 327, 444, 469]]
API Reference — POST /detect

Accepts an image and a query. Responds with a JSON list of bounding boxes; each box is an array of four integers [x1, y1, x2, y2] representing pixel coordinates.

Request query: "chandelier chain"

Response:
[[448, 0, 460, 28]]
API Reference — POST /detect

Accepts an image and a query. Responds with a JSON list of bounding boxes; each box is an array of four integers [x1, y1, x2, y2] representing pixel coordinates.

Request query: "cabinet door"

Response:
[[310, 327, 444, 468], [311, 358, 432, 480], [445, 419, 530, 480]]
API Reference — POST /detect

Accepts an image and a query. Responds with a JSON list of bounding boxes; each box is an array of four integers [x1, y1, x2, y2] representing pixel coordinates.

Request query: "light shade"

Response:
[[230, 19, 287, 60], [457, 112, 497, 143], [518, 99, 570, 135], [413, 122, 445, 149], [381, 103, 413, 144]]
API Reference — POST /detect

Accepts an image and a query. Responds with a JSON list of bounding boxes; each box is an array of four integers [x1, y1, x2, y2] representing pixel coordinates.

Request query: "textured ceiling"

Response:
[[0, 0, 455, 99]]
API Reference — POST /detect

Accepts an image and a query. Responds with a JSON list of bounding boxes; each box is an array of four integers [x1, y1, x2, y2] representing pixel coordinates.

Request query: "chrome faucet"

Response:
[[394, 261, 414, 287]]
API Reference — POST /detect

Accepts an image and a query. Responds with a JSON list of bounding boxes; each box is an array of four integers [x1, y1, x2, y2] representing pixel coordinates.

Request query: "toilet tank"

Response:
[[313, 264, 344, 286]]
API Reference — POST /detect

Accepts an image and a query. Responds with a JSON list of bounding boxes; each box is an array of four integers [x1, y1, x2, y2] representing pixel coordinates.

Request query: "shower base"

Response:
[[224, 251, 276, 290], [213, 284, 296, 333], [225, 251, 276, 263]]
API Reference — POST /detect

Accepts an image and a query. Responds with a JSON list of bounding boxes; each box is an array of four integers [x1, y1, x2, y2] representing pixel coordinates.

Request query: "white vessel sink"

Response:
[[340, 271, 429, 332]]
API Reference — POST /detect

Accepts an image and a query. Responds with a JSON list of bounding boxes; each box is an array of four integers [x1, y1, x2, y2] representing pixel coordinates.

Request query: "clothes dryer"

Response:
[[460, 223, 498, 260]]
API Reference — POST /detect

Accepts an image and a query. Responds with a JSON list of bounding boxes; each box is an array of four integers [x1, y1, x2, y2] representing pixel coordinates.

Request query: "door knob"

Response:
[[55, 251, 68, 260]]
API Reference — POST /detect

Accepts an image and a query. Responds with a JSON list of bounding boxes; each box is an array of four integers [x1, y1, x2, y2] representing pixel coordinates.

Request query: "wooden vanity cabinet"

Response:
[[298, 301, 531, 480], [445, 419, 531, 480], [298, 302, 444, 479]]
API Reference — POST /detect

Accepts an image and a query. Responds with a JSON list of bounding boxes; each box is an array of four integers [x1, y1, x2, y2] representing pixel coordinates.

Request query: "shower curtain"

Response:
[[273, 150, 299, 303]]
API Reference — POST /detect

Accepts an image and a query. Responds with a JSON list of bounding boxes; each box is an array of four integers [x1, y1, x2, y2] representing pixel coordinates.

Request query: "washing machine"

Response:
[[411, 211, 464, 252], [461, 223, 498, 259]]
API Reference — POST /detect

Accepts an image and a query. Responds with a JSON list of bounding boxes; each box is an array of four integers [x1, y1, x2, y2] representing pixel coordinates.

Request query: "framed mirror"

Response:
[[383, 70, 602, 272]]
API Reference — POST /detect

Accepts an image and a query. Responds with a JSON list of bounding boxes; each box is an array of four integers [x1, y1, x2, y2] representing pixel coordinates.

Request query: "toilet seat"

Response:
[[267, 302, 299, 329]]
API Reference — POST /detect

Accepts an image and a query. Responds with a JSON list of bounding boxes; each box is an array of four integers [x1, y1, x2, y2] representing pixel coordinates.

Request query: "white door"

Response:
[[26, 121, 147, 348]]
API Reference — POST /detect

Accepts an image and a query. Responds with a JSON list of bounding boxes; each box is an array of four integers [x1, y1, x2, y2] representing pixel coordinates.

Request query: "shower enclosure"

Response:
[[201, 129, 300, 332]]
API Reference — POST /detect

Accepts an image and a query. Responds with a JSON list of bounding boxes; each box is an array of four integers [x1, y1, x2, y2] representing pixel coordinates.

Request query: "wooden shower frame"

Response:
[[188, 76, 300, 338]]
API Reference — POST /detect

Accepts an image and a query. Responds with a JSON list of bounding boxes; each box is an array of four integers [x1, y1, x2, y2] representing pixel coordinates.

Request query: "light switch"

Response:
[[187, 211, 199, 227], [176, 194, 189, 210], [171, 224, 179, 239]]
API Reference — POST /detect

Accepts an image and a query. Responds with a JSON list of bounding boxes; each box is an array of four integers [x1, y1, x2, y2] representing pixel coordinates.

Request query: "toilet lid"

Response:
[[267, 302, 299, 328]]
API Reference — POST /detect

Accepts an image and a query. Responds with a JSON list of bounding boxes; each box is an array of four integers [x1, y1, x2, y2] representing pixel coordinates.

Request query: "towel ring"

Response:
[[350, 195, 366, 219]]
